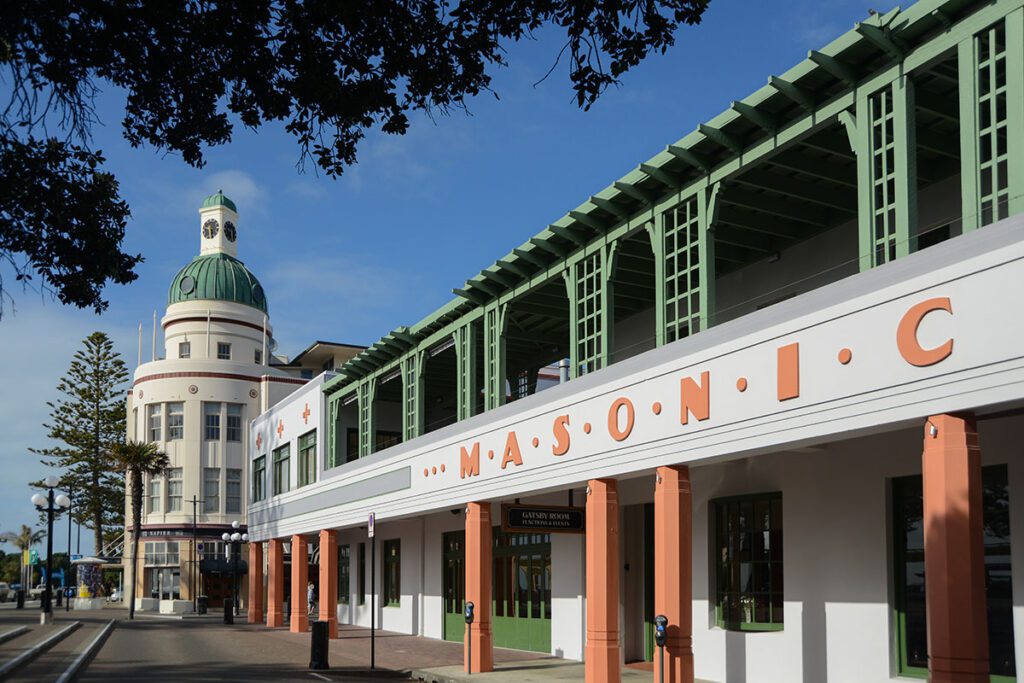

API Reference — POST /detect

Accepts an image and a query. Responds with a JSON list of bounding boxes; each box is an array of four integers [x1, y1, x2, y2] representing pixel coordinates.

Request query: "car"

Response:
[[108, 589, 122, 602], [0, 583, 9, 602], [27, 584, 46, 599]]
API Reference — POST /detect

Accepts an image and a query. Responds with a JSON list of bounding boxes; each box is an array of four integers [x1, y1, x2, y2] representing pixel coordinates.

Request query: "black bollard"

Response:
[[15, 590, 24, 609], [309, 620, 330, 670], [223, 598, 234, 624]]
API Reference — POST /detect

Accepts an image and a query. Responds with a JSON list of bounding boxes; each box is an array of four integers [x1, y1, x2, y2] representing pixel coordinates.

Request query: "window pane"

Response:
[[203, 467, 220, 512], [167, 402, 184, 440], [147, 404, 162, 442], [204, 402, 221, 440], [167, 467, 182, 512], [217, 342, 231, 360], [226, 468, 242, 513], [226, 404, 242, 442], [713, 493, 782, 630]]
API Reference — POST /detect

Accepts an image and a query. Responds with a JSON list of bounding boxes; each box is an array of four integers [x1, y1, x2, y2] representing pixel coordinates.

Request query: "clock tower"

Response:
[[199, 189, 239, 258]]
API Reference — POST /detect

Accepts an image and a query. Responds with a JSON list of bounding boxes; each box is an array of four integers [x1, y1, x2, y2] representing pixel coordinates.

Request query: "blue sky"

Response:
[[0, 0, 878, 554]]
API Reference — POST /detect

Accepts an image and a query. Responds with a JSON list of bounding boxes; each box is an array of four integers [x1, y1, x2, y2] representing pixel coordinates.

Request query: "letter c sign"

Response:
[[897, 297, 953, 367]]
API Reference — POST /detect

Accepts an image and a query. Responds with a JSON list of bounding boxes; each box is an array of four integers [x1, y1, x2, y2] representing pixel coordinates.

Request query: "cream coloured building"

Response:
[[123, 191, 360, 611]]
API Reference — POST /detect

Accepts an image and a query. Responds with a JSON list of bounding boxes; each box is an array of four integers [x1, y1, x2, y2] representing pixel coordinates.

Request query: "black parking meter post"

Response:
[[465, 601, 475, 675], [654, 614, 668, 683]]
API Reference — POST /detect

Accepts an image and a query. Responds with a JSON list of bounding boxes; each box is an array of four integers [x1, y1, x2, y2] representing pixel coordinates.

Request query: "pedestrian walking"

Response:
[[307, 581, 316, 615]]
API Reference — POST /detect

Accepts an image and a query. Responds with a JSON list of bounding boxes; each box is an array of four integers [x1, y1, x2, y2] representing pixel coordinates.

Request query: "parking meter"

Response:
[[654, 614, 669, 683], [465, 601, 475, 675], [654, 614, 668, 647]]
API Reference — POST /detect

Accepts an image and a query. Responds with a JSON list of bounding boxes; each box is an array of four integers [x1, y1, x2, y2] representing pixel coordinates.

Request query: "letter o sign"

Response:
[[607, 397, 635, 442]]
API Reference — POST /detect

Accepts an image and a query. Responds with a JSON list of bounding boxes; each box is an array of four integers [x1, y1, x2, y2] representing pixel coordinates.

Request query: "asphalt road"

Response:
[[81, 616, 412, 682]]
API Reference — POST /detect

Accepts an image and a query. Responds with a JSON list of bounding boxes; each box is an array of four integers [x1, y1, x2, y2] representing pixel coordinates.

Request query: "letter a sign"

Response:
[[368, 512, 375, 539]]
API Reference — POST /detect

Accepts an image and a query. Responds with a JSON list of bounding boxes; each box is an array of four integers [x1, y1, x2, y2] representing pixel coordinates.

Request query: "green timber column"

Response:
[[566, 244, 618, 378], [401, 352, 424, 441], [855, 75, 917, 269], [357, 378, 376, 457], [455, 323, 478, 421], [327, 395, 340, 468], [658, 184, 718, 345], [959, 12, 1024, 232], [644, 218, 666, 348], [483, 303, 508, 411]]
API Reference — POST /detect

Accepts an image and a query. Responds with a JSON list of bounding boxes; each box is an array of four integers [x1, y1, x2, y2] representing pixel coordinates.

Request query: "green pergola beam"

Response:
[[549, 223, 587, 247], [529, 236, 568, 259], [497, 258, 532, 279], [482, 267, 518, 288], [589, 195, 630, 220], [699, 124, 744, 155], [569, 210, 609, 233], [731, 101, 778, 134], [768, 76, 815, 112], [856, 22, 905, 60], [613, 181, 656, 204], [808, 50, 859, 85], [512, 247, 550, 269], [639, 163, 680, 189], [453, 287, 486, 305]]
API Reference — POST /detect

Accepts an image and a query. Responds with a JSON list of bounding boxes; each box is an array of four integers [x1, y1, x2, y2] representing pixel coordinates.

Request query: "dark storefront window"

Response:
[[384, 539, 401, 606], [893, 464, 1015, 679], [713, 492, 783, 631], [338, 545, 350, 605], [358, 543, 366, 605]]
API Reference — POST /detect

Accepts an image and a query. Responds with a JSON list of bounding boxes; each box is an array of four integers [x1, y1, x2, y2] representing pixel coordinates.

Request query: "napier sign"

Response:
[[502, 504, 585, 534], [454, 297, 955, 481]]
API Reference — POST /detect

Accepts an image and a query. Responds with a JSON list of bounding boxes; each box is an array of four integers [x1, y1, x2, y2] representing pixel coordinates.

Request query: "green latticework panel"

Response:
[[483, 305, 507, 411], [574, 252, 603, 376], [357, 380, 376, 457], [402, 354, 422, 442], [663, 197, 702, 343], [327, 396, 340, 469], [976, 22, 1010, 227], [870, 88, 899, 264], [455, 324, 478, 421]]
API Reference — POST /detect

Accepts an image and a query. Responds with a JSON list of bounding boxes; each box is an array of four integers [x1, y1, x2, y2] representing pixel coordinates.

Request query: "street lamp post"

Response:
[[32, 475, 70, 625], [221, 521, 248, 618]]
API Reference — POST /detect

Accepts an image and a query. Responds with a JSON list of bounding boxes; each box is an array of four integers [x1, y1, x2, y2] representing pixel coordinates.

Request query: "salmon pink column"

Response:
[[266, 539, 284, 627], [464, 502, 493, 673], [290, 535, 309, 633], [318, 530, 339, 638], [248, 541, 264, 624], [922, 413, 989, 683], [586, 478, 621, 683], [654, 466, 694, 683]]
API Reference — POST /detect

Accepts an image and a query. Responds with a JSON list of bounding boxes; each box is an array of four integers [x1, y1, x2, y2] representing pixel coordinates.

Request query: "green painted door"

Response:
[[492, 530, 552, 653], [442, 531, 465, 643]]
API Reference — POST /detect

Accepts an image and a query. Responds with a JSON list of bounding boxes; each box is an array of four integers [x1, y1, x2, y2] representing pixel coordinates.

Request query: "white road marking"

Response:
[[309, 673, 332, 681]]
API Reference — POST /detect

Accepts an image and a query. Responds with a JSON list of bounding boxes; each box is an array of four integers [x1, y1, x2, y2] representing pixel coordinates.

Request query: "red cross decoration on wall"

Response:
[[302, 403, 311, 424], [277, 420, 284, 438], [256, 433, 262, 449]]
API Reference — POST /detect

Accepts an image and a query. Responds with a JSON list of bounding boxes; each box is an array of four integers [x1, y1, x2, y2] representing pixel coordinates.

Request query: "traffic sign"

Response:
[[29, 549, 39, 565], [368, 512, 375, 538]]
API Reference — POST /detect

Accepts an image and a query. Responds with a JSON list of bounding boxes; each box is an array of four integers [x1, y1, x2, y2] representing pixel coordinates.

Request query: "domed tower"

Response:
[[123, 192, 306, 612]]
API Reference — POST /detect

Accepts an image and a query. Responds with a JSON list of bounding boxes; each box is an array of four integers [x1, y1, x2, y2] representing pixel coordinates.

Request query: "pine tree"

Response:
[[31, 332, 128, 554]]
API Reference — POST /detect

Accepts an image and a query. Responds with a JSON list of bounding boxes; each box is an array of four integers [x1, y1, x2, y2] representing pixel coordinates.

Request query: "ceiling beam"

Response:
[[721, 187, 835, 227], [569, 210, 609, 233], [731, 101, 778, 134], [467, 277, 502, 297], [589, 195, 630, 221], [768, 76, 815, 112], [807, 50, 859, 86], [548, 223, 587, 247], [639, 163, 681, 189], [699, 123, 744, 155], [513, 247, 550, 269], [530, 236, 568, 259], [731, 172, 855, 213], [613, 180, 657, 204], [764, 154, 856, 189], [497, 258, 531, 279], [666, 145, 711, 172]]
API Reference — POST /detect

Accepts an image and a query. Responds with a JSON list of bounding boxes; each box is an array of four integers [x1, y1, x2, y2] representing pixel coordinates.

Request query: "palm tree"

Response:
[[111, 440, 168, 619], [1, 524, 46, 588]]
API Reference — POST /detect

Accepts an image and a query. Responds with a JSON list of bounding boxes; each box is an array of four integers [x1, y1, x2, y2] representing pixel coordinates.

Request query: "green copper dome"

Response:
[[168, 253, 267, 313], [201, 190, 237, 212]]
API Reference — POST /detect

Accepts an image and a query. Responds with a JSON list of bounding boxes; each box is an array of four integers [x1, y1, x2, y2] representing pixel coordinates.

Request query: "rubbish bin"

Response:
[[197, 595, 208, 615], [223, 598, 234, 624], [15, 590, 24, 609], [309, 620, 330, 670]]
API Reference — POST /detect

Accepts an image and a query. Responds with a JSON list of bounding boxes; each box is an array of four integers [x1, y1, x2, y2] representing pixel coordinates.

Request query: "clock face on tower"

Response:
[[202, 219, 219, 239], [224, 221, 237, 242]]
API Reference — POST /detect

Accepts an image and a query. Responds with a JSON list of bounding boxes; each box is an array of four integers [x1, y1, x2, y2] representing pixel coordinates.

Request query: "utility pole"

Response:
[[190, 495, 202, 612]]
